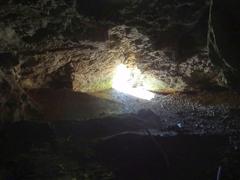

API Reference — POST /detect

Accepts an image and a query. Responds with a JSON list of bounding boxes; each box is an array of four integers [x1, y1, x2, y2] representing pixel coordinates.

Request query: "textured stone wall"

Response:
[[208, 0, 240, 89], [0, 0, 229, 92], [2, 0, 238, 121], [0, 54, 40, 123]]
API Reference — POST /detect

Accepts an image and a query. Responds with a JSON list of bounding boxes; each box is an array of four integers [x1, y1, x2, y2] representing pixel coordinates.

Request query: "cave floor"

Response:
[[29, 88, 240, 135], [0, 88, 240, 179]]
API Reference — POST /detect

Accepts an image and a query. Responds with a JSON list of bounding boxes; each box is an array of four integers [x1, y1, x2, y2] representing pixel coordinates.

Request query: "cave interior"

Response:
[[0, 0, 240, 179]]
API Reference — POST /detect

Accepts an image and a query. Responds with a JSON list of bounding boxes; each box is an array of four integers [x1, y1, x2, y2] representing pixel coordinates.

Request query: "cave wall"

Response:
[[0, 54, 40, 123], [3, 0, 239, 121], [0, 0, 229, 93], [208, 0, 240, 89]]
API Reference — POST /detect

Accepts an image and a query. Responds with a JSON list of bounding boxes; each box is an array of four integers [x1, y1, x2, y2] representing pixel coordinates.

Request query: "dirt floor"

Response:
[[0, 88, 240, 179]]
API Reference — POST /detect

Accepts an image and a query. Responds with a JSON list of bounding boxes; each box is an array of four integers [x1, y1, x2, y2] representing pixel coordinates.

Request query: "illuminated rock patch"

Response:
[[112, 64, 155, 100]]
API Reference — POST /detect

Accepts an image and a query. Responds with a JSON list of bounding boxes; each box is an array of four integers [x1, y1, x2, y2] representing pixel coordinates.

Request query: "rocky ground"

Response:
[[1, 88, 240, 179], [28, 88, 240, 136]]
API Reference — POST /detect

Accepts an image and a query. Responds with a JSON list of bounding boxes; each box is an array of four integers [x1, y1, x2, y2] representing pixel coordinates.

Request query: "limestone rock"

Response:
[[0, 0, 230, 94]]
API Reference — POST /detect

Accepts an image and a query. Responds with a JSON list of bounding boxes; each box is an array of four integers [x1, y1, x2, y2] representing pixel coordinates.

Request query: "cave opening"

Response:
[[1, 0, 240, 179]]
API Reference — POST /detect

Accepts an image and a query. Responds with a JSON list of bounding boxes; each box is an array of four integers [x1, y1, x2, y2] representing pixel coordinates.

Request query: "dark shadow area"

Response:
[[75, 0, 130, 21], [97, 134, 230, 180], [0, 120, 239, 180], [28, 88, 124, 121]]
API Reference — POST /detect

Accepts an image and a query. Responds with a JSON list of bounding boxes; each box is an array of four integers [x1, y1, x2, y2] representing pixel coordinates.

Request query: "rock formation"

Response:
[[0, 0, 239, 120]]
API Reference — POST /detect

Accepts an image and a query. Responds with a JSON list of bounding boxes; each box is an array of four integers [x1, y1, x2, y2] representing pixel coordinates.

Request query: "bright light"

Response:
[[112, 64, 155, 100]]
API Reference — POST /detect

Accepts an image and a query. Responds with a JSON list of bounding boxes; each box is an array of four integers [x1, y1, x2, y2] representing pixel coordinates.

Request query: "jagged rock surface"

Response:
[[208, 0, 240, 89], [0, 54, 40, 123], [0, 0, 237, 120], [0, 0, 228, 92]]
